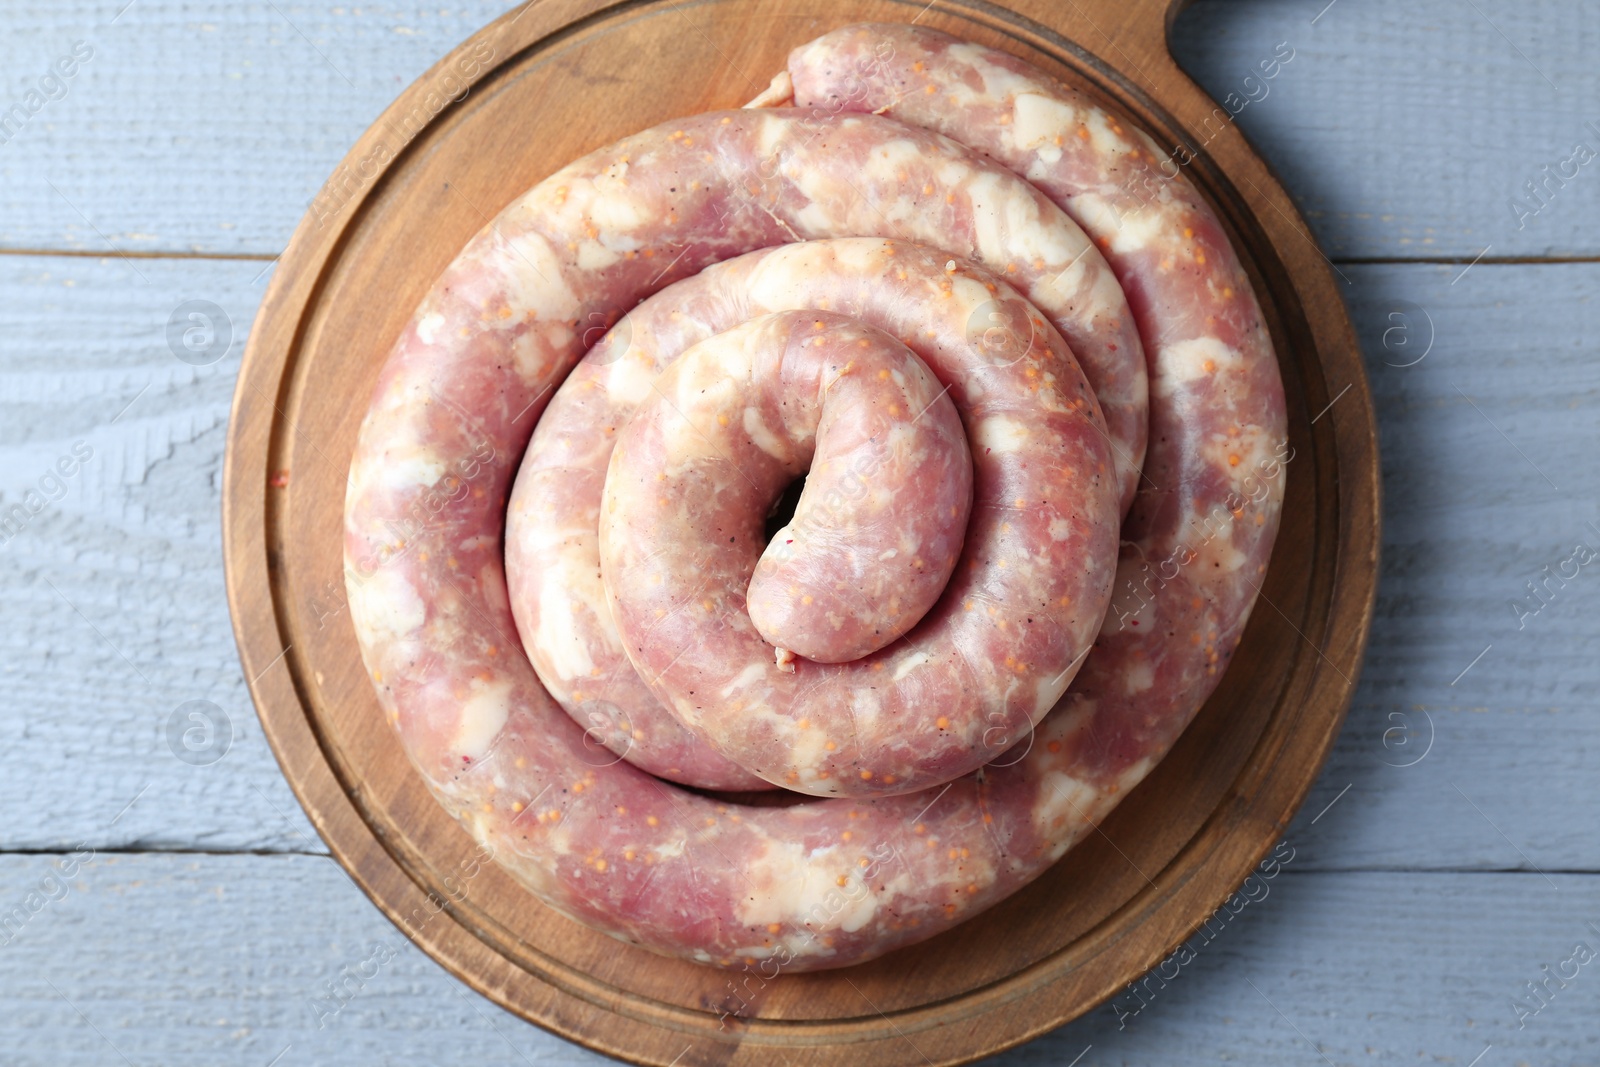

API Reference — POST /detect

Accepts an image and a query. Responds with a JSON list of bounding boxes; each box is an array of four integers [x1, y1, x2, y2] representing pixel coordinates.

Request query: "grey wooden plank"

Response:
[[1002, 865, 1600, 1067], [2, 251, 1598, 871], [1, 852, 1595, 1065], [0, 852, 605, 1066], [0, 0, 510, 257], [0, 252, 316, 854], [1171, 0, 1600, 260], [1, 0, 1599, 259], [1279, 258, 1600, 873]]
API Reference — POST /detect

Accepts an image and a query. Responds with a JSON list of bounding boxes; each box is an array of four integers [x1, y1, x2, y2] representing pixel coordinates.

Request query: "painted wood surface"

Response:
[[3, 855, 1597, 1065], [0, 0, 1595, 1062], [3, 0, 1598, 260]]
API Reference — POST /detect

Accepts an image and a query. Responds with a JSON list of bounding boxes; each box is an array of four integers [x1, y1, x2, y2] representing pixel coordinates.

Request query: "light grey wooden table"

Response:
[[2, 1, 1596, 1063]]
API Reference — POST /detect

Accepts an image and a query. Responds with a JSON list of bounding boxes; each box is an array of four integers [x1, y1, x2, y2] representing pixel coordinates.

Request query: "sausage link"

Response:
[[582, 245, 1116, 796], [343, 26, 1284, 973], [788, 24, 1288, 785], [502, 107, 1142, 787], [609, 311, 972, 668]]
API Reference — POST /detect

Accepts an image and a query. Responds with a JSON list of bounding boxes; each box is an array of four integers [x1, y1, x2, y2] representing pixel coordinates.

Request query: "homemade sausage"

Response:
[[343, 26, 1285, 975], [580, 242, 1117, 797], [787, 23, 1288, 786], [607, 310, 973, 668], [500, 106, 1142, 787]]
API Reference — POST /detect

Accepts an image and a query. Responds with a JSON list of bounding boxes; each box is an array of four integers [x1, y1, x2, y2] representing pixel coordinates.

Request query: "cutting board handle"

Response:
[[1027, 0, 1194, 81]]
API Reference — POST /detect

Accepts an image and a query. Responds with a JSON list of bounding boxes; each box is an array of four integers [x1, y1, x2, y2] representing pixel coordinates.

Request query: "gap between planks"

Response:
[[5, 247, 1600, 267], [0, 247, 279, 262], [0, 847, 330, 859], [2, 848, 1600, 877]]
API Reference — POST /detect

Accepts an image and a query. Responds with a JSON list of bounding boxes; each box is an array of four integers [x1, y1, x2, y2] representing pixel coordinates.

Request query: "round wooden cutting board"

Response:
[[223, 0, 1379, 1063]]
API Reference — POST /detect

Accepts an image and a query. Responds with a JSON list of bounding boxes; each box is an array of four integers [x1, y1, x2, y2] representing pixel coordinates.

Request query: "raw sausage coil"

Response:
[[653, 311, 975, 668], [577, 240, 1119, 797], [501, 106, 1140, 788], [785, 23, 1288, 786], [343, 23, 1286, 974]]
